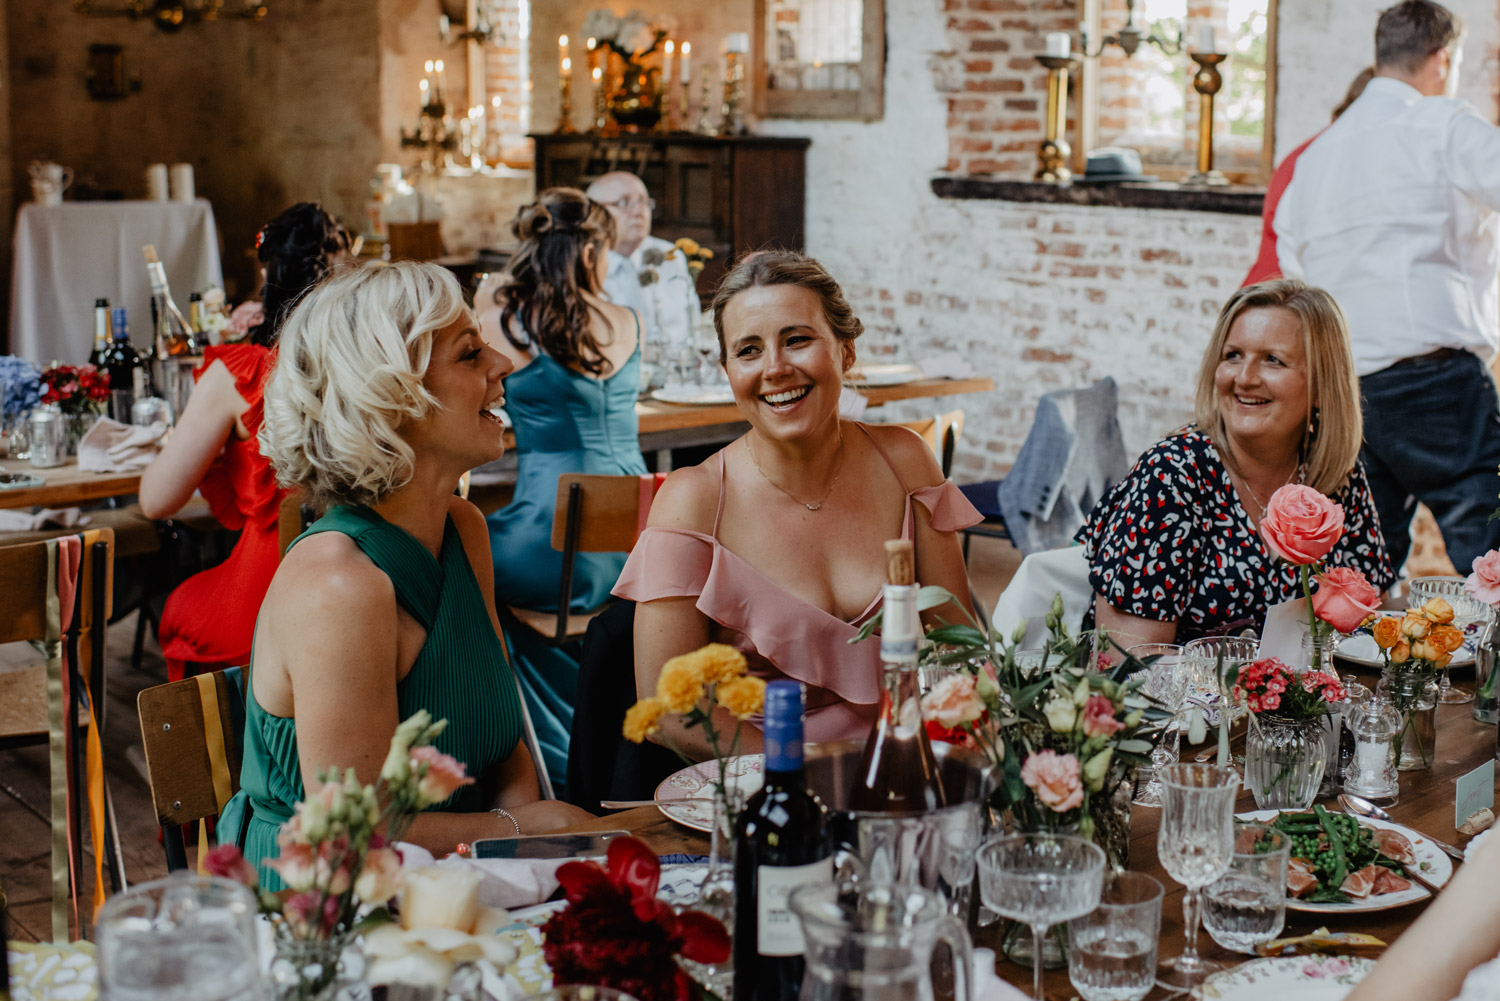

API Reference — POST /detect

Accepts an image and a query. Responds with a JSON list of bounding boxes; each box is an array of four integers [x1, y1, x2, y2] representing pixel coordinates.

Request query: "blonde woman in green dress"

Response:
[[219, 261, 594, 887]]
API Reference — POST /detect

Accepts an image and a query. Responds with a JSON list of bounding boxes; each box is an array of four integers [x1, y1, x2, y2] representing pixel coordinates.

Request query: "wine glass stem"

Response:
[[1181, 888, 1204, 966], [1441, 666, 1452, 692], [1030, 922, 1048, 1001]]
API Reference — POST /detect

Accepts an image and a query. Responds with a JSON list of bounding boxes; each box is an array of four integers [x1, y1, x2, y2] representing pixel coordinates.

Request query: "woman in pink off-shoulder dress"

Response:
[[613, 251, 981, 759]]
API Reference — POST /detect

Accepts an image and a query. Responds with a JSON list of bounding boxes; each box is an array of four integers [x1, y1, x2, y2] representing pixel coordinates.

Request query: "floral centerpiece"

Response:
[[1233, 656, 1347, 809], [0, 356, 42, 426], [542, 836, 730, 1001], [206, 711, 480, 1000], [1465, 550, 1500, 723], [39, 363, 109, 416], [1363, 598, 1462, 770], [581, 8, 677, 130], [671, 239, 714, 282]]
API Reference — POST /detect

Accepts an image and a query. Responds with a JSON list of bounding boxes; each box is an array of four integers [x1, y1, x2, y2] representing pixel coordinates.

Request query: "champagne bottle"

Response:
[[102, 307, 141, 422], [142, 244, 197, 358], [732, 680, 833, 1001], [847, 539, 949, 813], [88, 298, 110, 368]]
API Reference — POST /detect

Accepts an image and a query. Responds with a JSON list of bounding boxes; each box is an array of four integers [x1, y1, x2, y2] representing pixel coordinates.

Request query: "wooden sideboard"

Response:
[[531, 133, 810, 296]]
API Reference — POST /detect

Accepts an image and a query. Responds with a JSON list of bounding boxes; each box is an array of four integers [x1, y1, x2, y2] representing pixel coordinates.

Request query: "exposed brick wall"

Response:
[[482, 0, 532, 163]]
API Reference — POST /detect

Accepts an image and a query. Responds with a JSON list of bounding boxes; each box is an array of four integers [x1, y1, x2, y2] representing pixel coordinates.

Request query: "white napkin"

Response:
[[973, 948, 1031, 1000], [838, 384, 870, 420], [396, 841, 571, 910], [1466, 825, 1494, 860], [77, 417, 166, 473], [917, 351, 976, 380], [0, 506, 89, 532]]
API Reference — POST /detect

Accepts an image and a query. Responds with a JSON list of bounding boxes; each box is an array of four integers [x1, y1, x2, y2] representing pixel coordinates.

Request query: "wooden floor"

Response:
[[0, 534, 1026, 943]]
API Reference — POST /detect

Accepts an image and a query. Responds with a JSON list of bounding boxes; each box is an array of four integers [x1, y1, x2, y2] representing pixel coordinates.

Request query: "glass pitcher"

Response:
[[789, 879, 972, 1001]]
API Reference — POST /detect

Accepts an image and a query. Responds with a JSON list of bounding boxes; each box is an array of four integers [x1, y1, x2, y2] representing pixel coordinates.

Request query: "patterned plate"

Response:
[[654, 754, 765, 832], [1196, 955, 1376, 1000], [1334, 614, 1476, 669], [1238, 809, 1452, 913]]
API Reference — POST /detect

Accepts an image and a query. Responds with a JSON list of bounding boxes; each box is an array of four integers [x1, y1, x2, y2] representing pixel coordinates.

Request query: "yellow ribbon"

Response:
[[40, 539, 68, 942], [194, 671, 234, 875], [75, 529, 110, 919]]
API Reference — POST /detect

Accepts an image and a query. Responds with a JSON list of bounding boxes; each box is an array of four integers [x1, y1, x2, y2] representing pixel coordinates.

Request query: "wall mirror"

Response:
[[753, 0, 884, 121]]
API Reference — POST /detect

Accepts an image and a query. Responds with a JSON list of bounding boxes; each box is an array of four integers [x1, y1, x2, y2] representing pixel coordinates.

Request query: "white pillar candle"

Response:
[[559, 35, 570, 76], [1197, 24, 1216, 53], [663, 40, 674, 86], [1044, 31, 1070, 58], [680, 41, 691, 84]]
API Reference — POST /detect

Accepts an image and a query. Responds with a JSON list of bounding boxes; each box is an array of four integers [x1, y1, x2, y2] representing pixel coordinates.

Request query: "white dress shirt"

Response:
[[602, 250, 652, 336], [601, 235, 702, 353], [1274, 76, 1500, 376]]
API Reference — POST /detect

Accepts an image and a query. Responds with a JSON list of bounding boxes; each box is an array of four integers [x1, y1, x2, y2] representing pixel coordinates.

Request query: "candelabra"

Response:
[[719, 51, 746, 136], [694, 68, 715, 135], [1034, 54, 1080, 182], [1080, 0, 1181, 57], [1184, 52, 1228, 185], [592, 69, 609, 133], [400, 98, 459, 176], [556, 73, 577, 134]]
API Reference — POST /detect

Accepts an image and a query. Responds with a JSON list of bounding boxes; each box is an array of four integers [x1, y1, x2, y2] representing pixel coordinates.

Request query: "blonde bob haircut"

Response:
[[260, 260, 467, 511], [1193, 279, 1363, 497]]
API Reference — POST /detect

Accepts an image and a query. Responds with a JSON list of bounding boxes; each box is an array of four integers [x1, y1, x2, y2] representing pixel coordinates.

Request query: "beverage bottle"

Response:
[[732, 680, 833, 1001], [847, 539, 949, 812], [188, 292, 204, 335], [142, 244, 197, 358], [102, 307, 142, 422], [88, 298, 110, 368]]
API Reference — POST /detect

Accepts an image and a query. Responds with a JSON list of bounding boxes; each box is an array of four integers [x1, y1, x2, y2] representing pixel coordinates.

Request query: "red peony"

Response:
[[542, 837, 729, 1001]]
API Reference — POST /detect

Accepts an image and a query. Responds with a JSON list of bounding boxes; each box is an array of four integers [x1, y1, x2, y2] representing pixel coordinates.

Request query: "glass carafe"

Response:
[[790, 879, 972, 1001]]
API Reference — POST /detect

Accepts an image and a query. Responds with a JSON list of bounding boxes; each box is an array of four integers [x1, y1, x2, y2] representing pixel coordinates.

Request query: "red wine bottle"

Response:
[[847, 539, 948, 813]]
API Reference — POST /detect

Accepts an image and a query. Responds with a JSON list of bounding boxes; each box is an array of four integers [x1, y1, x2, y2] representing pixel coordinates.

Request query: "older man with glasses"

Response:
[[586, 171, 702, 367]]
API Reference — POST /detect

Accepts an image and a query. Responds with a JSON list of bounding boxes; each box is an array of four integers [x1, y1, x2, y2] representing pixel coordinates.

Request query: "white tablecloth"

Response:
[[10, 200, 224, 364]]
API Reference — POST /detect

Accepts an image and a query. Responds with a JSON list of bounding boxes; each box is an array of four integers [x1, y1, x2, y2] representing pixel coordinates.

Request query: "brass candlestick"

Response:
[[1035, 55, 1080, 183], [695, 67, 715, 135], [1184, 52, 1228, 185], [556, 73, 577, 134], [719, 51, 745, 136], [592, 70, 609, 133], [679, 77, 691, 133]]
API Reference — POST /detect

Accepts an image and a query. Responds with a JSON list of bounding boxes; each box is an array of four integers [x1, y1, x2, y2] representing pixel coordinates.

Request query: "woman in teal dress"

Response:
[[218, 260, 594, 887], [480, 188, 646, 793]]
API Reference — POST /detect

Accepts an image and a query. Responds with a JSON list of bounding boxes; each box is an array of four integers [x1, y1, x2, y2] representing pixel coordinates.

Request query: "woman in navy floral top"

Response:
[[1077, 280, 1394, 644]]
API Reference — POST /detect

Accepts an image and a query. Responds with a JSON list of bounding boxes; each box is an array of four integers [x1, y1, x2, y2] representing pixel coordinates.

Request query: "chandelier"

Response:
[[71, 0, 269, 33]]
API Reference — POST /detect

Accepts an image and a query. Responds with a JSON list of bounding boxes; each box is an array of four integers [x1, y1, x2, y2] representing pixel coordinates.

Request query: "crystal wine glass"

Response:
[[1155, 763, 1239, 991], [1182, 635, 1258, 739], [978, 833, 1106, 1001], [1128, 643, 1186, 808], [1408, 575, 1487, 704], [691, 311, 722, 387]]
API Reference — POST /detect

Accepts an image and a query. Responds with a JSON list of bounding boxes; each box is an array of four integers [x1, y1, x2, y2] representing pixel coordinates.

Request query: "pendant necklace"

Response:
[[1239, 462, 1303, 520], [746, 428, 845, 511]]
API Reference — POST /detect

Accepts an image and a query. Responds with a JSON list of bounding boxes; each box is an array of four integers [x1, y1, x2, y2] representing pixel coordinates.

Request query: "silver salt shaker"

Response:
[[27, 406, 68, 468]]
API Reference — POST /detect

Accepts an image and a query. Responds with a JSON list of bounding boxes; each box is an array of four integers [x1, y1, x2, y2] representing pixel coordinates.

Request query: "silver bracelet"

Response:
[[493, 807, 521, 836]]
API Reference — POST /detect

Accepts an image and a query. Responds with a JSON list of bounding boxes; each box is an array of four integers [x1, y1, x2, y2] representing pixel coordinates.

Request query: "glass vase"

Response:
[[1475, 619, 1500, 725], [65, 412, 98, 456], [271, 933, 366, 1001], [678, 785, 736, 995], [1245, 713, 1327, 809], [1299, 631, 1335, 674], [1377, 666, 1439, 771]]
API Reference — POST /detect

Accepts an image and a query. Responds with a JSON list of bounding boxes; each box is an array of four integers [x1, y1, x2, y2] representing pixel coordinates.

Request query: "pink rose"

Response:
[[269, 837, 317, 891], [203, 844, 258, 887], [1467, 550, 1500, 606], [920, 673, 985, 729], [1080, 694, 1125, 739], [354, 846, 404, 905], [1259, 485, 1345, 565], [410, 745, 475, 805], [1311, 566, 1380, 633], [1020, 750, 1084, 813]]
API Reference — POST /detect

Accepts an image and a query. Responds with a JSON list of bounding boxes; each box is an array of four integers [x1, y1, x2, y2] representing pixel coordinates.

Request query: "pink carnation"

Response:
[[920, 673, 986, 729], [1080, 695, 1125, 738], [410, 745, 475, 804], [1021, 750, 1084, 813], [203, 844, 257, 887]]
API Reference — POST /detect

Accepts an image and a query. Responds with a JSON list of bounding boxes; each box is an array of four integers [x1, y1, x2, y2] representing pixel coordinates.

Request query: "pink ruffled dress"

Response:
[[613, 424, 982, 743]]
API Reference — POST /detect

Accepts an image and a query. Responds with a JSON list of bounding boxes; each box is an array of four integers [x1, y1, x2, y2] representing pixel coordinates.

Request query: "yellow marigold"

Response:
[[1429, 623, 1466, 654], [716, 675, 766, 719], [1371, 616, 1402, 649], [675, 237, 701, 255], [1399, 614, 1430, 640], [694, 643, 748, 684], [1420, 597, 1455, 624], [657, 654, 708, 713], [623, 697, 668, 743]]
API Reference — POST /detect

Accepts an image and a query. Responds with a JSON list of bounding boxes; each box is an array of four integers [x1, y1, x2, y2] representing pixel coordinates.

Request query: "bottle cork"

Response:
[[884, 539, 914, 587]]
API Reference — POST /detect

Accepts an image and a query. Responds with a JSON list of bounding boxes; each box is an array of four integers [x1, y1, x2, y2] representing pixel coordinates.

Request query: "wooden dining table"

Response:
[[0, 376, 994, 510], [565, 695, 1498, 999]]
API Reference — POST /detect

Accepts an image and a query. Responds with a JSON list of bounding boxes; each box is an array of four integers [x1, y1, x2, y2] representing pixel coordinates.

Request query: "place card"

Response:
[[1455, 759, 1495, 830], [1257, 598, 1310, 663]]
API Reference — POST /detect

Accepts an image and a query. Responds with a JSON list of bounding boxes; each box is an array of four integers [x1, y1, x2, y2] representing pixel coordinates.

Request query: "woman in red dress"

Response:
[[140, 203, 352, 680]]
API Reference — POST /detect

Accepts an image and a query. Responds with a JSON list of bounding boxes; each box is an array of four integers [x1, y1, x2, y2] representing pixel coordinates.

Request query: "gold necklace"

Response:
[[1238, 462, 1303, 517], [745, 428, 845, 512]]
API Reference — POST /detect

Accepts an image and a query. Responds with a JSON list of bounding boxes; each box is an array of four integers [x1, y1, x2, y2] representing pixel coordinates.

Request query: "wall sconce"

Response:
[[1080, 0, 1181, 58], [71, 0, 268, 34], [440, 1, 505, 47]]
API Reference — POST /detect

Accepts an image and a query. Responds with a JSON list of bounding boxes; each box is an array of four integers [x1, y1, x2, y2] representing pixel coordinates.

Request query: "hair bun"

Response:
[[515, 203, 554, 240]]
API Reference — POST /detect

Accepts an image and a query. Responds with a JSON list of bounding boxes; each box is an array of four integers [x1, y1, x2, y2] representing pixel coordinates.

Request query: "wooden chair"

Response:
[[0, 529, 125, 938], [502, 473, 663, 646], [893, 408, 965, 478], [137, 667, 246, 871]]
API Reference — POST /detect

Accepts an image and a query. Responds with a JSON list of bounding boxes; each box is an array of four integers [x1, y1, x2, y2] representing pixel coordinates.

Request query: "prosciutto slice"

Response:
[[1339, 865, 1384, 899], [1372, 868, 1413, 895], [1370, 828, 1417, 866], [1286, 858, 1320, 898]]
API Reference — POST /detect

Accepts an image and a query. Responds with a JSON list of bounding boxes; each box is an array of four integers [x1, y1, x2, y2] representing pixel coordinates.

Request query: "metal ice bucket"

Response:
[[805, 740, 995, 913]]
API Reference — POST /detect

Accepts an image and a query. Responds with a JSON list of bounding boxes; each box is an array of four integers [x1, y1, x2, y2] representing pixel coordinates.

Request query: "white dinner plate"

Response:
[[1237, 809, 1452, 913], [845, 363, 925, 387], [654, 754, 765, 831], [651, 384, 736, 405], [1196, 955, 1376, 1000], [1334, 614, 1476, 669]]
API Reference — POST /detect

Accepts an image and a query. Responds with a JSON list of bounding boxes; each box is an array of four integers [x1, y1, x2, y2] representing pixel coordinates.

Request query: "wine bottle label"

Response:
[[756, 857, 832, 956]]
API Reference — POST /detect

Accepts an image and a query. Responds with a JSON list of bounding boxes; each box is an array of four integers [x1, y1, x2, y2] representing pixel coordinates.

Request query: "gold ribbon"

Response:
[[77, 529, 109, 918], [40, 539, 68, 942], [193, 671, 234, 874]]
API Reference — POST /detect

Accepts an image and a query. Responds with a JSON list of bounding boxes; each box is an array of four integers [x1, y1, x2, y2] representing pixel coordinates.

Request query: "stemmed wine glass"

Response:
[[1182, 635, 1258, 746], [1155, 763, 1239, 991], [1128, 643, 1186, 808], [1408, 576, 1487, 704], [978, 833, 1106, 1001], [691, 311, 721, 388]]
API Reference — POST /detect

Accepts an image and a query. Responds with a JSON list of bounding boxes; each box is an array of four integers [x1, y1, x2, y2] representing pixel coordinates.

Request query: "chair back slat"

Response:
[[0, 541, 52, 643], [137, 670, 245, 829], [549, 474, 653, 553]]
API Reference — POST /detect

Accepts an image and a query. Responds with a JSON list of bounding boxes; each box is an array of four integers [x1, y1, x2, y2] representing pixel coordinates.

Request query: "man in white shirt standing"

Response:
[[1274, 0, 1500, 573], [586, 171, 703, 359]]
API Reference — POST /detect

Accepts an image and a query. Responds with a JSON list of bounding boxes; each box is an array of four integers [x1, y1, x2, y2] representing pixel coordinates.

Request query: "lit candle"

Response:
[[586, 36, 597, 72], [491, 93, 503, 130], [559, 34, 570, 77], [1044, 31, 1070, 58], [435, 58, 447, 104], [1197, 24, 1216, 53], [419, 77, 429, 106], [663, 39, 674, 86], [592, 65, 602, 90], [680, 41, 691, 84], [562, 56, 572, 78]]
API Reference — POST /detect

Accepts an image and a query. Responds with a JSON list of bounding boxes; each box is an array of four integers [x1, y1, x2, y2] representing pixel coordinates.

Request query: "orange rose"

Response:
[[1371, 616, 1403, 650], [1410, 639, 1442, 662], [1419, 598, 1455, 624], [1429, 623, 1466, 654], [1400, 614, 1430, 640], [1390, 639, 1411, 663]]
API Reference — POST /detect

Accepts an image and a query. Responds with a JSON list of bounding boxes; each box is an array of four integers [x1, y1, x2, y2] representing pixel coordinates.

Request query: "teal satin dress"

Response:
[[488, 323, 646, 793]]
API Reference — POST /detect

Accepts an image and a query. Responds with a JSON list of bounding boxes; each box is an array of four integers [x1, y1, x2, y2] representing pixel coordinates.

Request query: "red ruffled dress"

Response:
[[158, 344, 284, 681]]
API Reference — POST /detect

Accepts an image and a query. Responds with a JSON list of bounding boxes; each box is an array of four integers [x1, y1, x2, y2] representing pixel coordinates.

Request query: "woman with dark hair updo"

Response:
[[139, 202, 351, 681], [477, 186, 645, 791], [613, 251, 981, 759]]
